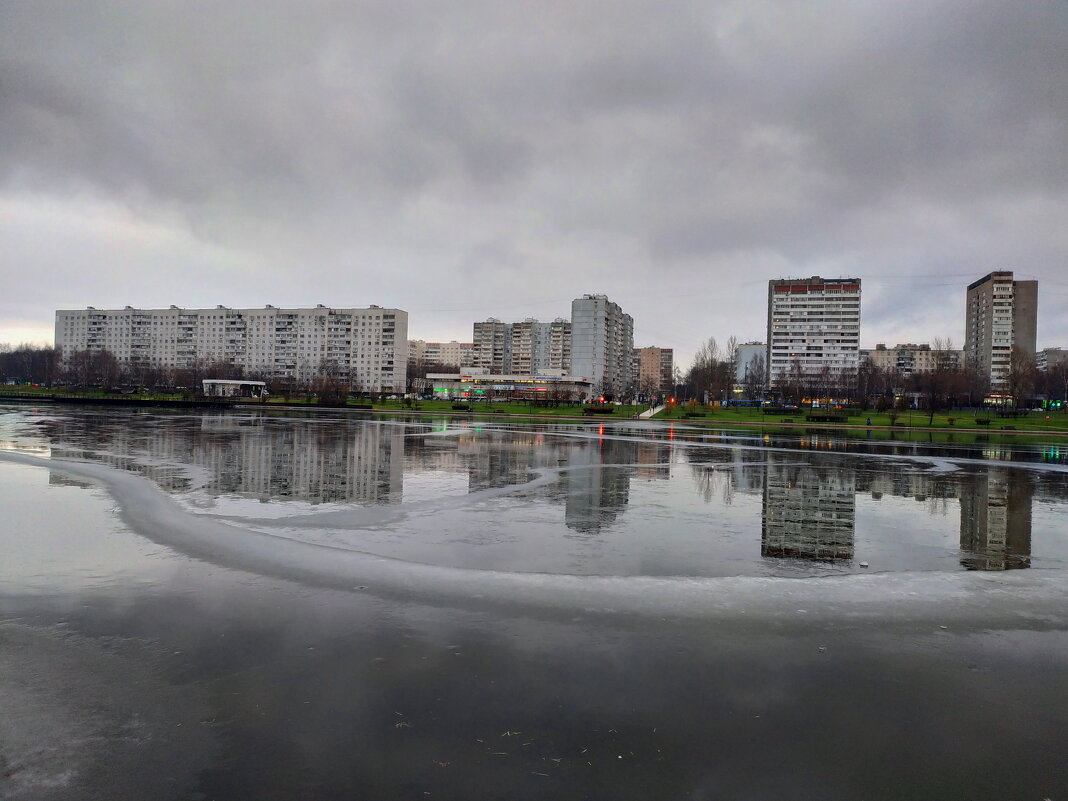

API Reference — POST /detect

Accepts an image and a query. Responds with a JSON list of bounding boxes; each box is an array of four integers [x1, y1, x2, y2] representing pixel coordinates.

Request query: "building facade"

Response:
[[964, 271, 1038, 387], [571, 294, 634, 399], [408, 340, 473, 368], [472, 319, 511, 374], [734, 342, 767, 388], [1036, 347, 1067, 372], [632, 346, 674, 396], [54, 304, 407, 391], [472, 318, 571, 375], [766, 277, 861, 390], [860, 343, 963, 377], [509, 318, 572, 375], [427, 370, 591, 401]]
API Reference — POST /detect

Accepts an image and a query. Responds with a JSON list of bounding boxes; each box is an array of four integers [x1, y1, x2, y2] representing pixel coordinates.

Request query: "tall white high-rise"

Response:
[[570, 294, 634, 399], [766, 277, 861, 390]]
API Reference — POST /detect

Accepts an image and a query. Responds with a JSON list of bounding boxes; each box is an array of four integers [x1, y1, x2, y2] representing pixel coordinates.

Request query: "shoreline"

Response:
[[3, 392, 1067, 437]]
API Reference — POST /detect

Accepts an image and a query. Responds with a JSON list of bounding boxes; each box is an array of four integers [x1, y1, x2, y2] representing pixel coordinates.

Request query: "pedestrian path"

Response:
[[638, 405, 664, 419]]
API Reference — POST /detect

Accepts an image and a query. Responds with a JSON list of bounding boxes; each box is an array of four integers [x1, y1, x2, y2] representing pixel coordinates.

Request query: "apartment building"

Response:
[[860, 343, 963, 376], [472, 319, 511, 374], [407, 340, 473, 368], [471, 318, 571, 375], [1037, 347, 1068, 372], [766, 277, 861, 389], [543, 318, 572, 373], [571, 294, 634, 399], [632, 346, 674, 395], [54, 304, 407, 391], [964, 271, 1038, 387]]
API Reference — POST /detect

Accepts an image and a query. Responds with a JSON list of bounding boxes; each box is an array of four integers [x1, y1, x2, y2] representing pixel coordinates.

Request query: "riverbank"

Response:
[[3, 391, 1067, 439]]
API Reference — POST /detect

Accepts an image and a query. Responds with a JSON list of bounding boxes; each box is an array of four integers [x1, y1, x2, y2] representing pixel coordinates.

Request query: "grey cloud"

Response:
[[1, 0, 1066, 358]]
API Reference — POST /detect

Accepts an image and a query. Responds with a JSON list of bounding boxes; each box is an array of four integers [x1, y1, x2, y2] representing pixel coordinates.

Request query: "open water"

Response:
[[2, 404, 1067, 800]]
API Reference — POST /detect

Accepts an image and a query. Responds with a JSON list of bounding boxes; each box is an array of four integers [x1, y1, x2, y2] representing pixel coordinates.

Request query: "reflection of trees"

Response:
[[681, 446, 766, 503], [761, 454, 856, 561], [959, 468, 1032, 570], [692, 467, 734, 506], [459, 431, 571, 492], [860, 462, 958, 505]]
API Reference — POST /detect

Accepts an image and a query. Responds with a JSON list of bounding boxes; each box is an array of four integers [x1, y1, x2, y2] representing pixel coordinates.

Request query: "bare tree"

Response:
[[63, 349, 121, 388], [637, 373, 660, 403], [724, 335, 738, 393], [784, 358, 805, 405], [1046, 361, 1068, 411], [1005, 347, 1037, 409], [687, 336, 739, 404], [743, 352, 766, 400], [0, 343, 60, 386]]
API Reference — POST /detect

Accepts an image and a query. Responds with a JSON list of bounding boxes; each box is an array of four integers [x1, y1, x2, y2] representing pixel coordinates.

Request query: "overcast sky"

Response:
[[2, 1, 1065, 366]]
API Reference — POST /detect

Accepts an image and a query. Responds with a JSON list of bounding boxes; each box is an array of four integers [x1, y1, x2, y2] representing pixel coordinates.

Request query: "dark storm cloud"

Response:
[[1, 1, 1066, 355]]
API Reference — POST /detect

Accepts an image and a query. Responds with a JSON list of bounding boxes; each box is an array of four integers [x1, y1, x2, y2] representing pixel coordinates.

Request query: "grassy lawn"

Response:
[[653, 404, 1068, 433]]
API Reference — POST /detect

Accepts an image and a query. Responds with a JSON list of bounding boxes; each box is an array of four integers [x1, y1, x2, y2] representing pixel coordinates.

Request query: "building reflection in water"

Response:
[[455, 427, 671, 533], [47, 414, 406, 505], [562, 438, 637, 533], [761, 454, 856, 561], [959, 468, 1032, 570]]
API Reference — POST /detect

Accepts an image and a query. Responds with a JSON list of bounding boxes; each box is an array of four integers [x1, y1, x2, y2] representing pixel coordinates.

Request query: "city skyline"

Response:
[[41, 266, 1051, 390], [3, 3, 1067, 369]]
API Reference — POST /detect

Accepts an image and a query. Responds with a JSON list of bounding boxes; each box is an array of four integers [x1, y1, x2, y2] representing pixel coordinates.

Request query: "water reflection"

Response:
[[12, 409, 1065, 572], [41, 413, 405, 504], [562, 438, 637, 533], [450, 428, 671, 532], [959, 469, 1033, 570], [25, 411, 678, 533], [761, 454, 856, 561]]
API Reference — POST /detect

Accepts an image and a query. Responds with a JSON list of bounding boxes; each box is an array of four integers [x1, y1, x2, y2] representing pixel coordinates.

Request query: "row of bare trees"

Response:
[[684, 336, 739, 402], [676, 335, 1068, 410], [0, 343, 61, 385], [0, 345, 365, 398]]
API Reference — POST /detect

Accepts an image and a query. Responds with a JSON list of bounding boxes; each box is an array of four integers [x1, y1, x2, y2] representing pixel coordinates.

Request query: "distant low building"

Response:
[[202, 379, 268, 398], [632, 346, 674, 395], [427, 370, 591, 401], [1037, 347, 1068, 372], [734, 342, 766, 385], [408, 340, 473, 368], [860, 343, 962, 377]]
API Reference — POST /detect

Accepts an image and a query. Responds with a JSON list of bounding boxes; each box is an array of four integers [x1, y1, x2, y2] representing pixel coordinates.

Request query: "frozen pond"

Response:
[[2, 404, 1068, 799]]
